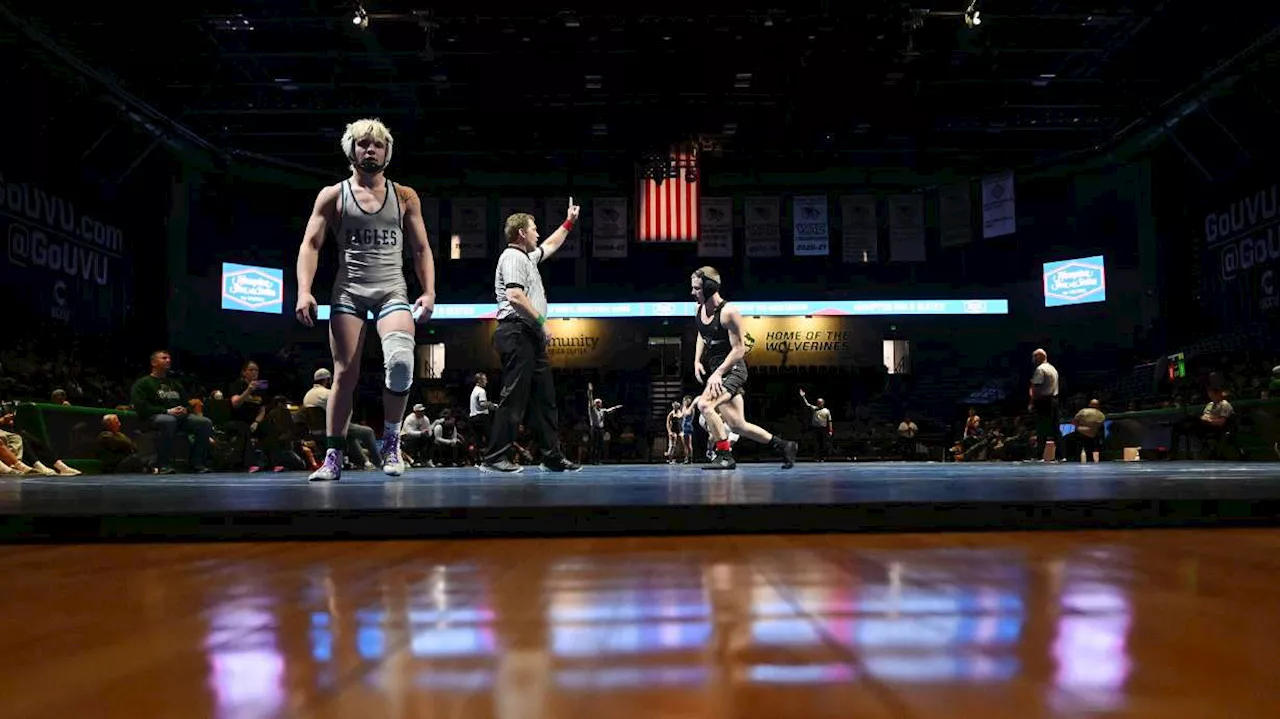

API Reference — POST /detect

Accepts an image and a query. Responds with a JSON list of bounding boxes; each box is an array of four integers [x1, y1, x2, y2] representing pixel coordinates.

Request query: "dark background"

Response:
[[2, 2, 1277, 378]]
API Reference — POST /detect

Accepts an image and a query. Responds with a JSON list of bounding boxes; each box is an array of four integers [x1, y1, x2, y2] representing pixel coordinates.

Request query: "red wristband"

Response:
[[561, 219, 575, 231]]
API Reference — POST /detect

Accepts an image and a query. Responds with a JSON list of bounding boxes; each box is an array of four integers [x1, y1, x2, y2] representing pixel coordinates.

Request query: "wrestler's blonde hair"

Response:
[[341, 118, 394, 167]]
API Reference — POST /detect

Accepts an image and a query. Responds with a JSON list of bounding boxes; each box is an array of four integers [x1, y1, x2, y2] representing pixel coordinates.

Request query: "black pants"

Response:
[[18, 430, 56, 466], [1170, 417, 1224, 458], [809, 427, 831, 460], [590, 427, 606, 463], [402, 433, 432, 464], [222, 420, 259, 469], [470, 413, 492, 455], [1031, 396, 1061, 444], [485, 321, 562, 463], [1061, 430, 1101, 461], [111, 452, 152, 474]]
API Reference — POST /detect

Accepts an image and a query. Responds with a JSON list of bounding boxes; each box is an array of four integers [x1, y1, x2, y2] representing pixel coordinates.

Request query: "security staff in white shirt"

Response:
[[469, 373, 494, 456]]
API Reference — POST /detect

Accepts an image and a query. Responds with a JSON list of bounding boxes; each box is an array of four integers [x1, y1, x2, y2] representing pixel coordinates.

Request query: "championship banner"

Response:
[[791, 195, 830, 256], [981, 171, 1017, 239], [1199, 178, 1279, 322], [744, 197, 781, 257], [498, 198, 534, 233], [450, 198, 489, 259], [592, 197, 628, 258], [498, 197, 533, 257], [543, 197, 580, 259], [888, 194, 926, 262], [698, 197, 733, 257], [0, 170, 132, 333], [840, 195, 878, 263], [937, 183, 973, 248]]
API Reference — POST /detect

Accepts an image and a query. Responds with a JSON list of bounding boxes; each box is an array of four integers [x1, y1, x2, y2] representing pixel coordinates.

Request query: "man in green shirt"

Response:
[[129, 350, 213, 474]]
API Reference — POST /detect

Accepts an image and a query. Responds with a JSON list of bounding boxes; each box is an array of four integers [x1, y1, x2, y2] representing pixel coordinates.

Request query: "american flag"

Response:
[[638, 148, 699, 241]]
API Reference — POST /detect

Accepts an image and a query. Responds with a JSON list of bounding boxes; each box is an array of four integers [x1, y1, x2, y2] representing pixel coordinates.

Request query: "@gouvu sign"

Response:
[[221, 262, 284, 314], [1042, 255, 1106, 307]]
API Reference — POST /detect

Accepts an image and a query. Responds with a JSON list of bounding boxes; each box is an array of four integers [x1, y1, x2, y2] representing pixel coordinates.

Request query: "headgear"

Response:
[[695, 269, 721, 297]]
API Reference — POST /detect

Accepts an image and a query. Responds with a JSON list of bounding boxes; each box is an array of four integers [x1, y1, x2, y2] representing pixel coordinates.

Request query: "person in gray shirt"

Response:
[[1028, 348, 1061, 462], [480, 199, 582, 474]]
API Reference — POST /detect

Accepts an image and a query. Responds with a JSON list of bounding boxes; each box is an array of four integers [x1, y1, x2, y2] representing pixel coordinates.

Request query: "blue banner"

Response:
[[1198, 178, 1278, 322], [0, 171, 133, 333]]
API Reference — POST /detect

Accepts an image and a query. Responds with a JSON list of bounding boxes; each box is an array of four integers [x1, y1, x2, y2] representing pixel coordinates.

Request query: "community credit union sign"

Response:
[[462, 318, 648, 370]]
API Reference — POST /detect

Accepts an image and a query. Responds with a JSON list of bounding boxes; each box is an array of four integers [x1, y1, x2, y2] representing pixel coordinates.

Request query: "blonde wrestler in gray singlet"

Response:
[[295, 118, 437, 482]]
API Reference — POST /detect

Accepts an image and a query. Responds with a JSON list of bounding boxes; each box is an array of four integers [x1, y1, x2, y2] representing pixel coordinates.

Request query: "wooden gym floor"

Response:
[[1, 528, 1276, 718]]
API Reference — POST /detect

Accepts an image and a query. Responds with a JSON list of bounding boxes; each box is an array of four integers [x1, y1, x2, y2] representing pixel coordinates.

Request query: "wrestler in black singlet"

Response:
[[697, 301, 749, 396]]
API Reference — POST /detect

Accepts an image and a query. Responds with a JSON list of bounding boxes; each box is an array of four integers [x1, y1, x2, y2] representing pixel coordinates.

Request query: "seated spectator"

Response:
[[0, 405, 80, 476], [302, 368, 379, 469], [401, 404, 432, 468], [431, 410, 463, 466], [129, 350, 212, 474], [96, 414, 153, 474], [256, 396, 305, 472], [50, 389, 70, 406], [1169, 387, 1233, 459], [0, 431, 37, 475], [1062, 399, 1105, 462], [225, 360, 268, 469]]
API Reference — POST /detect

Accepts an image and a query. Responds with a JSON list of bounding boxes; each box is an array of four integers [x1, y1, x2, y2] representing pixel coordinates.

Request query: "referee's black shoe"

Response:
[[540, 455, 583, 472], [480, 459, 523, 474]]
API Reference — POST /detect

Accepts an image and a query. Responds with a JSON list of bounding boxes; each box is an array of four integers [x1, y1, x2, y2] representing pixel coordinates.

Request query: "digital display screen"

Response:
[[1043, 255, 1106, 307], [221, 262, 284, 314]]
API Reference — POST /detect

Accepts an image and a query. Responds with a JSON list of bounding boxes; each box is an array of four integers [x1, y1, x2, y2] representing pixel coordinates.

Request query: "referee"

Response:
[[479, 199, 583, 474]]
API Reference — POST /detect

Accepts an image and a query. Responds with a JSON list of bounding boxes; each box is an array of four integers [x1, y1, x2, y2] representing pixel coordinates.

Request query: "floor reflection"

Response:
[[204, 599, 287, 719], [1049, 549, 1134, 713], [116, 531, 1260, 719]]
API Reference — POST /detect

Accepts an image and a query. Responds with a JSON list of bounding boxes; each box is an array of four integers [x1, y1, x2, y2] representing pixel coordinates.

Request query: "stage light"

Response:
[[352, 6, 369, 28]]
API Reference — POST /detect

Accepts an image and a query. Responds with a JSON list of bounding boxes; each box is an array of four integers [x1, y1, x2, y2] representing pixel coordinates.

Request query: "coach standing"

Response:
[[479, 198, 583, 474]]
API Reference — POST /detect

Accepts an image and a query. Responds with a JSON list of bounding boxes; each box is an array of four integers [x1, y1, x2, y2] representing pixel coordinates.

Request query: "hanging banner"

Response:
[[543, 197, 580, 259], [744, 197, 781, 257], [498, 197, 534, 235], [1199, 178, 1279, 322], [698, 197, 733, 257], [840, 195, 878, 263], [888, 194, 926, 262], [791, 195, 830, 256], [592, 197, 628, 258], [0, 170, 133, 333], [937, 183, 972, 248], [450, 198, 489, 259], [981, 171, 1017, 239]]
